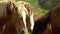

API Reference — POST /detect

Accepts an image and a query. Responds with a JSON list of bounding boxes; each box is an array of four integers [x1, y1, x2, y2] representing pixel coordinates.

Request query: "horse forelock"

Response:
[[17, 1, 33, 16]]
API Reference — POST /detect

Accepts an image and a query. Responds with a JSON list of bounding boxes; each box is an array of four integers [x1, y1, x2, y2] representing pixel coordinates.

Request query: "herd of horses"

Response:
[[0, 0, 60, 34]]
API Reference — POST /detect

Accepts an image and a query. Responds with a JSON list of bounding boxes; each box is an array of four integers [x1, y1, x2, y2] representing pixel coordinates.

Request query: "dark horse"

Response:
[[32, 11, 50, 34], [50, 4, 60, 34], [32, 3, 60, 34]]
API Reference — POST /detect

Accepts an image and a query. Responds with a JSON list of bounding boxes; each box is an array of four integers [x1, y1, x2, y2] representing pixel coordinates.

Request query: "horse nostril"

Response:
[[28, 29, 32, 33], [18, 28, 25, 34]]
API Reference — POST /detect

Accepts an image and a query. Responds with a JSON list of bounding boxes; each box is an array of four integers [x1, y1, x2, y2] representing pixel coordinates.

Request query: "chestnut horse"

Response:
[[0, 1, 34, 34]]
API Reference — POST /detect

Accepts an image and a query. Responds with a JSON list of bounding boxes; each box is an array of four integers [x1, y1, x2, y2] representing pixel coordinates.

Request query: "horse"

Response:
[[50, 4, 60, 34], [0, 1, 17, 34], [16, 1, 34, 33], [0, 1, 34, 34], [32, 11, 51, 34], [32, 3, 60, 34]]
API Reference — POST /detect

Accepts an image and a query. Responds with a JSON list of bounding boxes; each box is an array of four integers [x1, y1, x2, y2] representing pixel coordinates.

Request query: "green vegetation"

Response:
[[38, 0, 60, 10], [35, 8, 48, 14], [25, 31, 30, 34]]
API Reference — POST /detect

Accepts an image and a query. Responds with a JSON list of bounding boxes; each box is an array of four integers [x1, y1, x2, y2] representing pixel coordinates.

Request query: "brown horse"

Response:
[[0, 1, 34, 34], [0, 1, 17, 34], [50, 4, 60, 34], [32, 3, 60, 34]]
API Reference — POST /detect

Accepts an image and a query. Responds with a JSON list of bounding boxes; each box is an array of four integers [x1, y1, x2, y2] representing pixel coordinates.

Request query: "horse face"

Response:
[[9, 2, 28, 34], [7, 1, 28, 34], [15, 1, 34, 34], [17, 3, 28, 31], [7, 1, 34, 34]]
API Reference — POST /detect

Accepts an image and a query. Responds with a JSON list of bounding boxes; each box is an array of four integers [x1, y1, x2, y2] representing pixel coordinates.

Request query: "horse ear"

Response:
[[7, 1, 14, 15], [7, 1, 15, 15]]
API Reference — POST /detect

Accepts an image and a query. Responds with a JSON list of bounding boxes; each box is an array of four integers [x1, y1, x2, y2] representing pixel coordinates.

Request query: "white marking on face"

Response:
[[30, 13, 34, 30], [22, 10, 26, 27], [21, 5, 28, 32], [17, 4, 28, 32]]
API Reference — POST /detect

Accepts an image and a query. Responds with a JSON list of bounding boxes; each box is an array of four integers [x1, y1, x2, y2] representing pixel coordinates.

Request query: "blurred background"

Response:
[[16, 0, 60, 14]]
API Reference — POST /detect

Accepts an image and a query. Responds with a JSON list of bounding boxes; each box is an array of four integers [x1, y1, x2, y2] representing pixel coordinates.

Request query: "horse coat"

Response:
[[32, 12, 50, 34], [50, 4, 60, 34]]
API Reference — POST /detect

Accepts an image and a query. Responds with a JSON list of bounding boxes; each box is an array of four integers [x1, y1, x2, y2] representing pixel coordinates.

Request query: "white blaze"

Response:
[[30, 13, 34, 30], [21, 5, 28, 32], [22, 10, 26, 27]]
